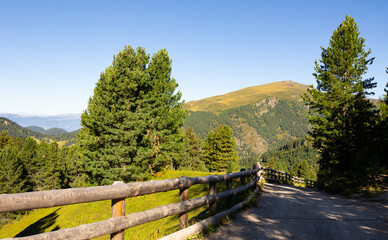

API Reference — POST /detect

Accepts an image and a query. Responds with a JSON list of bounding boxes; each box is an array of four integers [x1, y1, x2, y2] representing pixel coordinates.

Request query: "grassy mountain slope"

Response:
[[184, 81, 308, 112], [0, 170, 237, 240]]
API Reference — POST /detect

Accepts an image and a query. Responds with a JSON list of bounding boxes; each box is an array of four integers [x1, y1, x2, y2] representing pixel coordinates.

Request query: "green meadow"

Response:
[[0, 170, 249, 239]]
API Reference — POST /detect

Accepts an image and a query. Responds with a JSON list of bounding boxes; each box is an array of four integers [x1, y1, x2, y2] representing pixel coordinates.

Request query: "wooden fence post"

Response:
[[111, 181, 125, 240], [240, 168, 246, 186], [226, 172, 233, 209], [209, 180, 217, 216], [179, 176, 189, 229]]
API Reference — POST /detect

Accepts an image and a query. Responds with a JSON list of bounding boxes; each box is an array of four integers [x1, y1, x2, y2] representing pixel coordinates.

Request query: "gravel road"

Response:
[[205, 183, 388, 240]]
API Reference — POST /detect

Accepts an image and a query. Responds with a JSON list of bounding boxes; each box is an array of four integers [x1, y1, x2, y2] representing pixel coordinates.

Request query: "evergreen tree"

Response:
[[78, 46, 185, 185], [377, 68, 388, 168], [181, 128, 206, 171], [32, 141, 49, 190], [303, 16, 377, 181], [42, 142, 63, 190], [60, 145, 85, 188], [203, 124, 239, 172], [0, 145, 29, 193], [0, 131, 10, 149]]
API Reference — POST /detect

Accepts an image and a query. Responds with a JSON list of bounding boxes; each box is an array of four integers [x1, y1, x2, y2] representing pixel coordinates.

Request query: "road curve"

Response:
[[205, 183, 388, 240]]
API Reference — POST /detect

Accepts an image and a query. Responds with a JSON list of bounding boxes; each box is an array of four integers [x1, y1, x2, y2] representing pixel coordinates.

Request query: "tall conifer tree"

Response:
[[303, 16, 377, 181], [203, 124, 239, 172], [181, 128, 206, 171], [78, 46, 185, 185], [0, 145, 29, 193], [377, 68, 388, 168]]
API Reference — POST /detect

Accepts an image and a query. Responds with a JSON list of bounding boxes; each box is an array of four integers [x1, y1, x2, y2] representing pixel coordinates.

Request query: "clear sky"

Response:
[[1, 0, 387, 115]]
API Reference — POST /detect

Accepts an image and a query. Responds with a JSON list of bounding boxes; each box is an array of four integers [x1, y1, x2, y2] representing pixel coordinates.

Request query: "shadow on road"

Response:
[[205, 183, 388, 240]]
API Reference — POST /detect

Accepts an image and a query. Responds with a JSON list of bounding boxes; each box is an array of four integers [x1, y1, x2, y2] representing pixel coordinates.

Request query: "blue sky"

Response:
[[1, 0, 387, 115]]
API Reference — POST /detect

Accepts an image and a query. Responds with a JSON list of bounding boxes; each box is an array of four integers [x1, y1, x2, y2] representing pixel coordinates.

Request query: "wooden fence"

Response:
[[0, 164, 316, 240], [263, 168, 316, 188], [0, 163, 264, 240]]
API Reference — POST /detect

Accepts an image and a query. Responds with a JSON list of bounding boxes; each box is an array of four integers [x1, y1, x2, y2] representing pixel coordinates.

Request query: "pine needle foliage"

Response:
[[180, 127, 206, 171], [303, 15, 378, 182], [78, 46, 185, 185], [203, 124, 239, 172]]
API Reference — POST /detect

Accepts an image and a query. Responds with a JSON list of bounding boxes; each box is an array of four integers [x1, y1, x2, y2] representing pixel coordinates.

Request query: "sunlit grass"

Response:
[[185, 81, 308, 112], [0, 170, 235, 239]]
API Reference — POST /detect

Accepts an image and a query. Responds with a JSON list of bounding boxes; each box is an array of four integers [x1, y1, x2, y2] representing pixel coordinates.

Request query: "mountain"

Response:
[[0, 114, 81, 132], [44, 127, 68, 135], [26, 126, 69, 136], [1, 117, 78, 146], [26, 126, 46, 133], [0, 117, 44, 139], [184, 81, 308, 112], [183, 81, 311, 157]]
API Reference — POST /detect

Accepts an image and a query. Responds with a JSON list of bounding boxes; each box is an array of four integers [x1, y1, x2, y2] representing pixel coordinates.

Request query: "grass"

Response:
[[184, 81, 308, 112], [0, 170, 249, 239]]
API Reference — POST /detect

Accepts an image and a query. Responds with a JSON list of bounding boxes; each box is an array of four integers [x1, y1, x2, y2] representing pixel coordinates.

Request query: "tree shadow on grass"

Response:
[[15, 208, 60, 237]]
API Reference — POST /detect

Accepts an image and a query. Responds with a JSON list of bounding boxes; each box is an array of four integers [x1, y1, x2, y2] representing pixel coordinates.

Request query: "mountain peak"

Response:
[[184, 81, 308, 112]]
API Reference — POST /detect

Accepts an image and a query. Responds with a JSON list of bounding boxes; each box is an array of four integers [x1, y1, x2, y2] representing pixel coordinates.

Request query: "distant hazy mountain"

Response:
[[0, 113, 81, 132], [26, 125, 46, 133], [0, 117, 45, 139], [26, 126, 68, 136], [44, 127, 68, 135], [1, 117, 79, 146]]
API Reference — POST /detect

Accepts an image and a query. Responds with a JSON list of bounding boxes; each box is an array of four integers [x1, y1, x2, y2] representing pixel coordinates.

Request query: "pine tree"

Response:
[[60, 145, 85, 188], [32, 141, 49, 190], [42, 142, 63, 190], [303, 15, 377, 181], [377, 68, 388, 168], [203, 124, 239, 172], [0, 131, 10, 149], [78, 46, 185, 185], [181, 128, 206, 171], [0, 145, 29, 193]]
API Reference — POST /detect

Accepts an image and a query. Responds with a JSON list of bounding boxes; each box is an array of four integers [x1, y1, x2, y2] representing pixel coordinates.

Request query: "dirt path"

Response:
[[205, 183, 388, 240]]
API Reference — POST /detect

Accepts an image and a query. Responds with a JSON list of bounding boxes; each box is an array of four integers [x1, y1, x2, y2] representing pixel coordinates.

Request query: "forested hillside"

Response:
[[184, 97, 310, 157], [183, 81, 310, 157], [0, 118, 44, 139], [261, 138, 319, 180], [0, 118, 78, 146], [26, 126, 68, 136]]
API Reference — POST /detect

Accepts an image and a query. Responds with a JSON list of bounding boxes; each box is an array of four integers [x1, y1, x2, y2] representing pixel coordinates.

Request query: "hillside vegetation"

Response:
[[0, 118, 78, 146], [184, 98, 310, 157], [184, 81, 308, 112]]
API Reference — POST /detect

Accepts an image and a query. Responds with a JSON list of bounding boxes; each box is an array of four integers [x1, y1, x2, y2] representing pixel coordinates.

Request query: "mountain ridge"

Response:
[[0, 117, 78, 146], [184, 81, 309, 112], [0, 113, 81, 132], [26, 126, 68, 136]]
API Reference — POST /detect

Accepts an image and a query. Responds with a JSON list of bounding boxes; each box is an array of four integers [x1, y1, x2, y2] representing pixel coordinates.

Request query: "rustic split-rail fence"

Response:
[[0, 163, 315, 240]]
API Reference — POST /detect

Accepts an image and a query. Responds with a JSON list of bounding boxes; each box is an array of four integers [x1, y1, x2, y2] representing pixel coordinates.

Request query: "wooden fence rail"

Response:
[[0, 168, 259, 213], [263, 168, 316, 188], [1, 164, 263, 240]]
